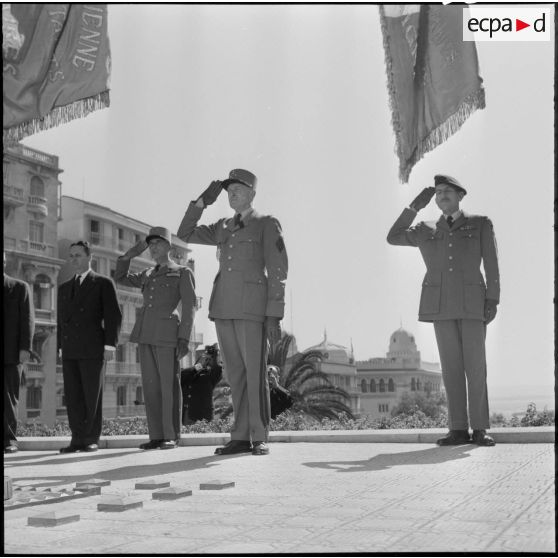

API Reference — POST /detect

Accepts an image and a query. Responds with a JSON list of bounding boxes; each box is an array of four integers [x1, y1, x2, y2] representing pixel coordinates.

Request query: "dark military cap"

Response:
[[221, 169, 257, 191], [146, 226, 172, 244], [434, 174, 467, 195]]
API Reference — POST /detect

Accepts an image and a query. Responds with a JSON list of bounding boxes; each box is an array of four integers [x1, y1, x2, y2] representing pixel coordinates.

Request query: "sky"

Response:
[[23, 4, 555, 402]]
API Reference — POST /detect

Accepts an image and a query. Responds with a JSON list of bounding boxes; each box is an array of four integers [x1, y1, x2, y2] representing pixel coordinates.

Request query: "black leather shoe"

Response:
[[436, 430, 471, 446], [59, 445, 83, 454], [84, 443, 99, 452], [472, 429, 495, 446], [251, 441, 270, 455], [159, 440, 176, 450], [4, 445, 18, 454], [139, 439, 161, 450], [214, 440, 252, 455]]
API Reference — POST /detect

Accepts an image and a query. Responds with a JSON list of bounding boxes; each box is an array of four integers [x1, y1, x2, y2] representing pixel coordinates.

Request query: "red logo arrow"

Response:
[[516, 18, 530, 31]]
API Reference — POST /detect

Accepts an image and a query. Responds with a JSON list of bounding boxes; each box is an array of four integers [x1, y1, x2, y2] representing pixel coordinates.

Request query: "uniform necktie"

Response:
[[154, 264, 160, 272], [234, 214, 242, 227], [447, 215, 454, 228]]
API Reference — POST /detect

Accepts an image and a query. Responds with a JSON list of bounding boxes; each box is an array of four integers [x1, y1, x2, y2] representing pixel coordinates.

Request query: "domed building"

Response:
[[302, 331, 360, 414], [356, 327, 443, 419]]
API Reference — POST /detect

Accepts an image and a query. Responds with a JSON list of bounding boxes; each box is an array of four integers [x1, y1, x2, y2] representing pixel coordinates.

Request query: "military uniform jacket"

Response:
[[4, 274, 34, 365], [387, 208, 500, 322], [178, 203, 288, 323], [57, 271, 122, 360], [114, 259, 196, 348]]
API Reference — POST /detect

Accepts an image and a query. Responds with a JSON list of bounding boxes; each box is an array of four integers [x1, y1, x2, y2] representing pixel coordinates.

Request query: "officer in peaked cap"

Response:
[[115, 226, 197, 451], [387, 174, 499, 447], [178, 169, 288, 456]]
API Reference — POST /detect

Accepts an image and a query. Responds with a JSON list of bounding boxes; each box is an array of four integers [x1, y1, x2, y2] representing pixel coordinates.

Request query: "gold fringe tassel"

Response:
[[3, 91, 110, 146]]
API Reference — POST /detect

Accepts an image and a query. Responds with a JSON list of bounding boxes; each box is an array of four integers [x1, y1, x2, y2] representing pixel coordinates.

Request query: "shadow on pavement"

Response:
[[303, 444, 476, 472], [10, 451, 250, 488], [4, 450, 140, 466]]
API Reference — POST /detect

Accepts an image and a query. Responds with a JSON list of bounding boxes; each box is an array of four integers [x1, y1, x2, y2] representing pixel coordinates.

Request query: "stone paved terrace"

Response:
[[3, 428, 555, 555]]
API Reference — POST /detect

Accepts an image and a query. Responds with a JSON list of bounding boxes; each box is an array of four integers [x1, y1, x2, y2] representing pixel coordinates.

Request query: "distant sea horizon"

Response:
[[488, 384, 555, 417]]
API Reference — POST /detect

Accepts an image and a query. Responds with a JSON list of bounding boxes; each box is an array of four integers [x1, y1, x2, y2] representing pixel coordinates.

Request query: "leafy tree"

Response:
[[390, 390, 447, 420]]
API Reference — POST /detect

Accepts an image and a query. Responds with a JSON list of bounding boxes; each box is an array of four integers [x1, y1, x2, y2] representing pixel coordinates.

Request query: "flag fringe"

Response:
[[379, 6, 408, 182], [3, 91, 110, 146], [402, 88, 486, 183]]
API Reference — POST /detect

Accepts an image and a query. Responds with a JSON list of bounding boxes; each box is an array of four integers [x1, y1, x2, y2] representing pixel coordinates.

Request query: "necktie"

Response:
[[72, 275, 81, 298], [234, 214, 242, 227], [154, 264, 160, 273], [447, 216, 454, 228]]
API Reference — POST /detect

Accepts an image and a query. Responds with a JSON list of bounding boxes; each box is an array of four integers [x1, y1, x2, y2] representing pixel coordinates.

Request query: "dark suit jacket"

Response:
[[57, 271, 122, 360], [4, 274, 34, 365]]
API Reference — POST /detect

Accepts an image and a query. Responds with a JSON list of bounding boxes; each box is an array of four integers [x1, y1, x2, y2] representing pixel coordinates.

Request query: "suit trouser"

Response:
[[62, 359, 104, 446], [4, 364, 22, 446], [433, 319, 490, 430], [138, 344, 181, 441], [215, 319, 270, 442]]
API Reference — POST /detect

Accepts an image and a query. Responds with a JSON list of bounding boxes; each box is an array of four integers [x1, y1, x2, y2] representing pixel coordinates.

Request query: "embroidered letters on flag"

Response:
[[3, 4, 111, 144]]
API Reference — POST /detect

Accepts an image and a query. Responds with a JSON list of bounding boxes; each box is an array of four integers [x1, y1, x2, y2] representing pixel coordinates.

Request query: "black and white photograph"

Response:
[[3, 2, 554, 555]]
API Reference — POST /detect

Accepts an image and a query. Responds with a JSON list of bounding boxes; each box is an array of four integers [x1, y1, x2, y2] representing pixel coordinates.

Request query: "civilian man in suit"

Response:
[[387, 175, 499, 447], [115, 227, 196, 450], [4, 252, 34, 453], [178, 169, 288, 456], [57, 241, 122, 453]]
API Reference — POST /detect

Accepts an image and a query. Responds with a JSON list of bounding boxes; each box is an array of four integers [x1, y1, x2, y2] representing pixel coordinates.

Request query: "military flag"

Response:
[[379, 5, 485, 183], [3, 4, 110, 144]]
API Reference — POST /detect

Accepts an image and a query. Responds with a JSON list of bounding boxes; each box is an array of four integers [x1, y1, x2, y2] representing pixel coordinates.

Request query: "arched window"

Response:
[[370, 379, 376, 393], [379, 379, 386, 393], [388, 378, 395, 392], [33, 273, 52, 310], [116, 385, 127, 406], [360, 379, 368, 393], [411, 378, 416, 391], [30, 176, 45, 198]]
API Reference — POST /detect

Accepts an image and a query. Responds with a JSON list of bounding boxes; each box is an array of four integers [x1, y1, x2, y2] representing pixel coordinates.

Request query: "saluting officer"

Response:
[[387, 175, 500, 447], [115, 227, 196, 450], [178, 169, 288, 456]]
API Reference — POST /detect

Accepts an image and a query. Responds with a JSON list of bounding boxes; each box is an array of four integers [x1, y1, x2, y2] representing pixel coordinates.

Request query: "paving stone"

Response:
[[199, 480, 235, 490], [97, 495, 143, 512], [73, 484, 102, 495], [76, 478, 111, 487], [28, 511, 81, 527], [135, 479, 171, 490], [152, 487, 192, 500]]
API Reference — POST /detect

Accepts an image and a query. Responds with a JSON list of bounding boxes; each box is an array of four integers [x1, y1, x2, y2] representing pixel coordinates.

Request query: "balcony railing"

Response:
[[27, 195, 48, 217], [105, 362, 141, 376], [10, 144, 58, 167], [3, 184, 26, 207]]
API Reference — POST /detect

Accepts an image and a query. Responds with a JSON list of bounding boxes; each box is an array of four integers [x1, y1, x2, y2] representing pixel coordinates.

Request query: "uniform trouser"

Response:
[[4, 364, 22, 446], [215, 319, 270, 442], [62, 359, 104, 446], [138, 344, 181, 441], [433, 319, 490, 430]]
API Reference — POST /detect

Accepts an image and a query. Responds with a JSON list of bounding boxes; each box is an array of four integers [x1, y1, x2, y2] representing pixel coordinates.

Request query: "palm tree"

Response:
[[213, 333, 355, 421], [268, 333, 355, 420]]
